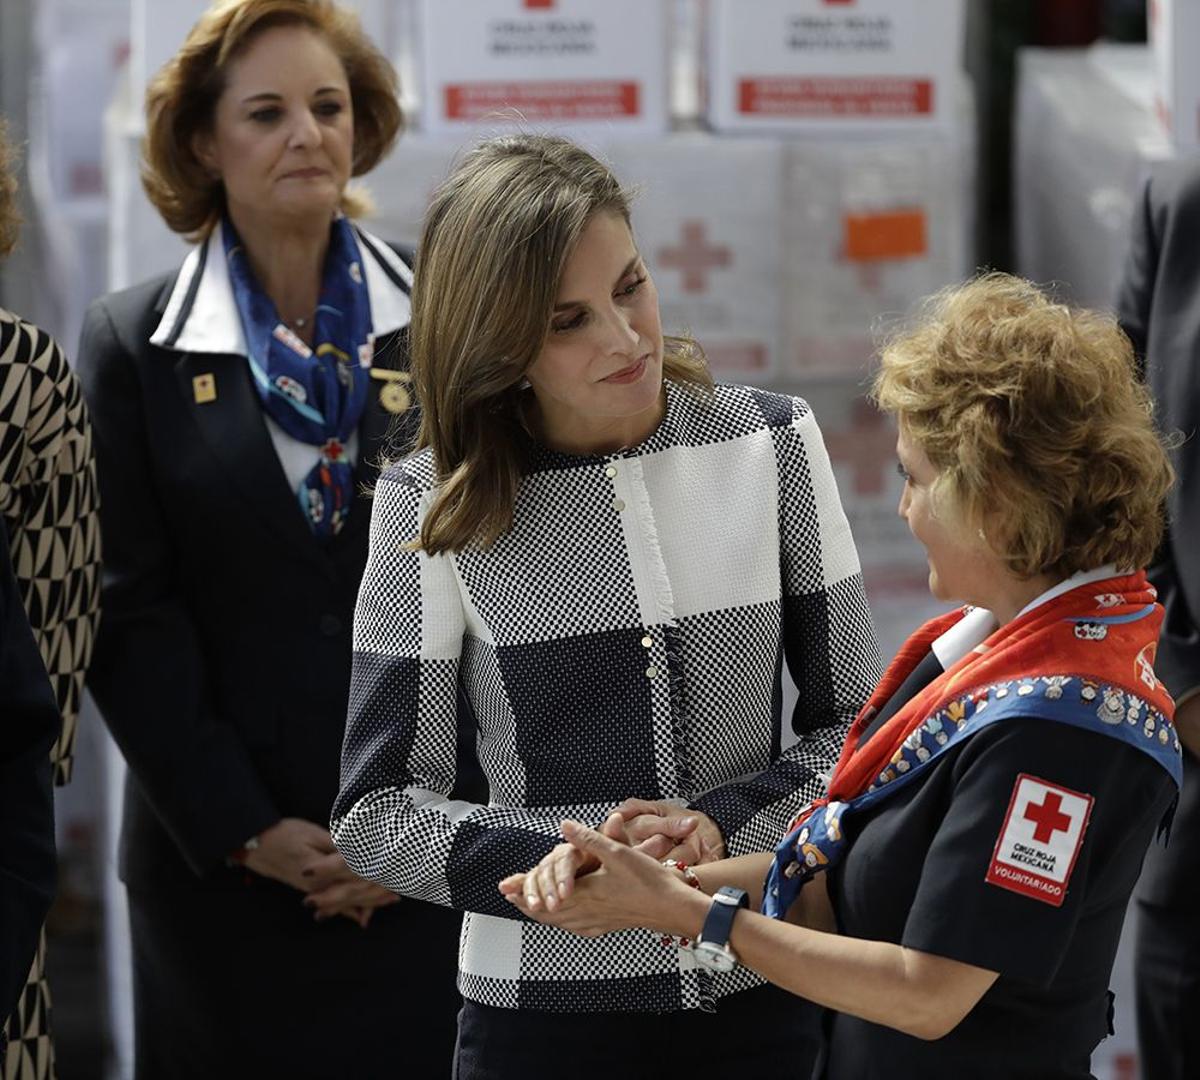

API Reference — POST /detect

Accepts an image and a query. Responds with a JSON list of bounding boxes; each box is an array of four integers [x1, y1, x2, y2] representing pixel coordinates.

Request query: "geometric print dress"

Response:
[[0, 307, 101, 1080]]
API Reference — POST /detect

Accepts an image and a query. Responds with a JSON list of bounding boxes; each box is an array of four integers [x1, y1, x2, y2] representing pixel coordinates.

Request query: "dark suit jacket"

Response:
[[1115, 158, 1200, 908], [76, 226, 434, 888], [0, 518, 57, 1022], [1115, 161, 1200, 698]]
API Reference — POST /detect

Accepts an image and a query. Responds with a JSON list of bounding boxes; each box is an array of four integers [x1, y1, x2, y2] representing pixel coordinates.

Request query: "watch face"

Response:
[[693, 941, 737, 973]]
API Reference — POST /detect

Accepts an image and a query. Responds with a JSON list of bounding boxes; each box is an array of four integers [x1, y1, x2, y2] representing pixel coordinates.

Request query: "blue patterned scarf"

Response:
[[224, 215, 373, 538]]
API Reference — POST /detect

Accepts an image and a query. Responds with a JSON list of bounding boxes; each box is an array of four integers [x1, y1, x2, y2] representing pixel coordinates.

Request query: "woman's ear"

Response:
[[191, 131, 220, 180]]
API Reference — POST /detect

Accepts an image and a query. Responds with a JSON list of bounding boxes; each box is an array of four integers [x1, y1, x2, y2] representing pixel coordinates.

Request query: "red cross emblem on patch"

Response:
[[321, 438, 346, 463], [985, 774, 1093, 907]]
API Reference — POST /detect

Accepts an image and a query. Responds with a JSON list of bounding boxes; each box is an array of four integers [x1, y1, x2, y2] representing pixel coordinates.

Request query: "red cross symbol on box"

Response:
[[1024, 791, 1072, 844], [824, 399, 896, 496], [524, 0, 555, 8], [658, 222, 732, 294]]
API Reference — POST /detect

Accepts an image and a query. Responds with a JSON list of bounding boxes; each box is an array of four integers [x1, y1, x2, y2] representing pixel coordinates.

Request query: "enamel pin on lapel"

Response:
[[192, 373, 217, 404], [369, 368, 412, 415]]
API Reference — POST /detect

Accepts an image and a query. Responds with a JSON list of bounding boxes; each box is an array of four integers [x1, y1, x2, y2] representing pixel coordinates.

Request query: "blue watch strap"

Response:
[[700, 885, 749, 948]]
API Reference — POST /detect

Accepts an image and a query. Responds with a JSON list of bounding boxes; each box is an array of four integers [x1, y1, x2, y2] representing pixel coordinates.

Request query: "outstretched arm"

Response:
[[506, 820, 996, 1042]]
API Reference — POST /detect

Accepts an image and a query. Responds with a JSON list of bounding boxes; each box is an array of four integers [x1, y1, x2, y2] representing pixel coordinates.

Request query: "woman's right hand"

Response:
[[499, 813, 629, 913]]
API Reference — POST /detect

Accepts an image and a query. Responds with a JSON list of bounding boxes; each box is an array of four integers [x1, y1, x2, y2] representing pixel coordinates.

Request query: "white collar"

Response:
[[149, 219, 413, 356], [1013, 564, 1122, 619], [931, 564, 1122, 670]]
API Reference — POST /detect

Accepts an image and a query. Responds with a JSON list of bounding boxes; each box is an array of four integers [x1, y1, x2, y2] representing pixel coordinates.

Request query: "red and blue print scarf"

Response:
[[763, 571, 1181, 918]]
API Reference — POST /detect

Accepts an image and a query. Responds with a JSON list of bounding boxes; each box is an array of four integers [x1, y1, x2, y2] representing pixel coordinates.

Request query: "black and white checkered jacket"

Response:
[[332, 381, 881, 1013]]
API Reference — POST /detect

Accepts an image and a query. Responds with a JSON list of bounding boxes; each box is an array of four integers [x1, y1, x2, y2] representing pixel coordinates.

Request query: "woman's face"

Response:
[[896, 426, 995, 607], [195, 23, 354, 226], [524, 212, 665, 439]]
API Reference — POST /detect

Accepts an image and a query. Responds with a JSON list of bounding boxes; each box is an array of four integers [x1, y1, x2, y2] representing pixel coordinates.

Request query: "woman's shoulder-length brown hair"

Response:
[[142, 0, 402, 241], [872, 272, 1174, 580], [409, 133, 712, 557]]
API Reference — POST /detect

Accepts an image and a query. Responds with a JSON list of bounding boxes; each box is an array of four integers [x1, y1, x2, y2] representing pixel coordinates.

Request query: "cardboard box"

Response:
[[799, 383, 947, 665], [35, 0, 130, 200], [105, 120, 468, 290], [1149, 0, 1200, 149], [705, 0, 965, 134], [607, 135, 783, 379], [130, 0, 393, 118], [781, 122, 973, 379], [356, 134, 470, 250], [1015, 47, 1171, 310], [416, 0, 669, 136]]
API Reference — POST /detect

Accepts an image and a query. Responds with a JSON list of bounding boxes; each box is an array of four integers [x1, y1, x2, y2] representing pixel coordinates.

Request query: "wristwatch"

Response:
[[692, 886, 749, 972]]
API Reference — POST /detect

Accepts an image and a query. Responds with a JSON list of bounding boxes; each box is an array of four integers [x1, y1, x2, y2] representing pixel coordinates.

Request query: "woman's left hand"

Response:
[[500, 814, 706, 939]]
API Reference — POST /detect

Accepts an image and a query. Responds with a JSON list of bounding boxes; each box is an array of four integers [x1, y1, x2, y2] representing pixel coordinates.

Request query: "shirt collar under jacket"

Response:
[[930, 564, 1121, 670], [148, 217, 413, 356]]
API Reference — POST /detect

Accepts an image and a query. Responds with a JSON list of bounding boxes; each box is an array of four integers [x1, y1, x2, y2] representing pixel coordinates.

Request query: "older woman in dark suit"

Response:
[[75, 2, 469, 1075]]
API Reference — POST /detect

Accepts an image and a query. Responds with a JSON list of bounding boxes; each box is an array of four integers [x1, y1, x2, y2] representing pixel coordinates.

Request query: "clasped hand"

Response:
[[498, 804, 721, 938], [242, 817, 399, 928]]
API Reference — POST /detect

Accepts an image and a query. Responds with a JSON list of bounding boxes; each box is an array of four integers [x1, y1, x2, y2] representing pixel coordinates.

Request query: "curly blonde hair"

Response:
[[142, 0, 401, 240], [0, 119, 20, 258], [872, 272, 1173, 579]]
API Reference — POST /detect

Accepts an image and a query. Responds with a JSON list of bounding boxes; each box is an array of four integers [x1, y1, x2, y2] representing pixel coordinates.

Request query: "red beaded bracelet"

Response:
[[660, 859, 702, 948]]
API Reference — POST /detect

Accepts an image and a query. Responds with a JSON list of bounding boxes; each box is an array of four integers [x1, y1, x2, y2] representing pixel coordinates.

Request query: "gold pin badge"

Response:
[[193, 373, 217, 405], [370, 368, 412, 415], [380, 383, 411, 415]]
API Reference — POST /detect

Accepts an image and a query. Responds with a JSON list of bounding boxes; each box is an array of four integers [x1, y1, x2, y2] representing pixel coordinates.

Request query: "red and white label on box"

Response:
[[705, 0, 964, 133], [418, 0, 668, 135], [445, 81, 639, 122], [986, 774, 1094, 908], [739, 77, 933, 119]]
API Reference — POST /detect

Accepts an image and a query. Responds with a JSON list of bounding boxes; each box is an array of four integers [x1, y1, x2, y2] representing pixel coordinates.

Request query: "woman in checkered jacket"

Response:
[[331, 133, 881, 1079]]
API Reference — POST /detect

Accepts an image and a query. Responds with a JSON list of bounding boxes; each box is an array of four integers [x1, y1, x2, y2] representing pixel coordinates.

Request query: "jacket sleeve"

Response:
[[1114, 173, 1161, 373], [76, 297, 281, 875], [690, 401, 881, 856], [331, 467, 564, 919], [0, 324, 101, 785], [1112, 171, 1200, 698], [0, 520, 57, 1023]]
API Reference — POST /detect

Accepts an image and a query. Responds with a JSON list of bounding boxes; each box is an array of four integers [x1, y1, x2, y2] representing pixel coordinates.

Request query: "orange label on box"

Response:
[[738, 77, 933, 117], [445, 81, 640, 122], [843, 209, 927, 261]]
